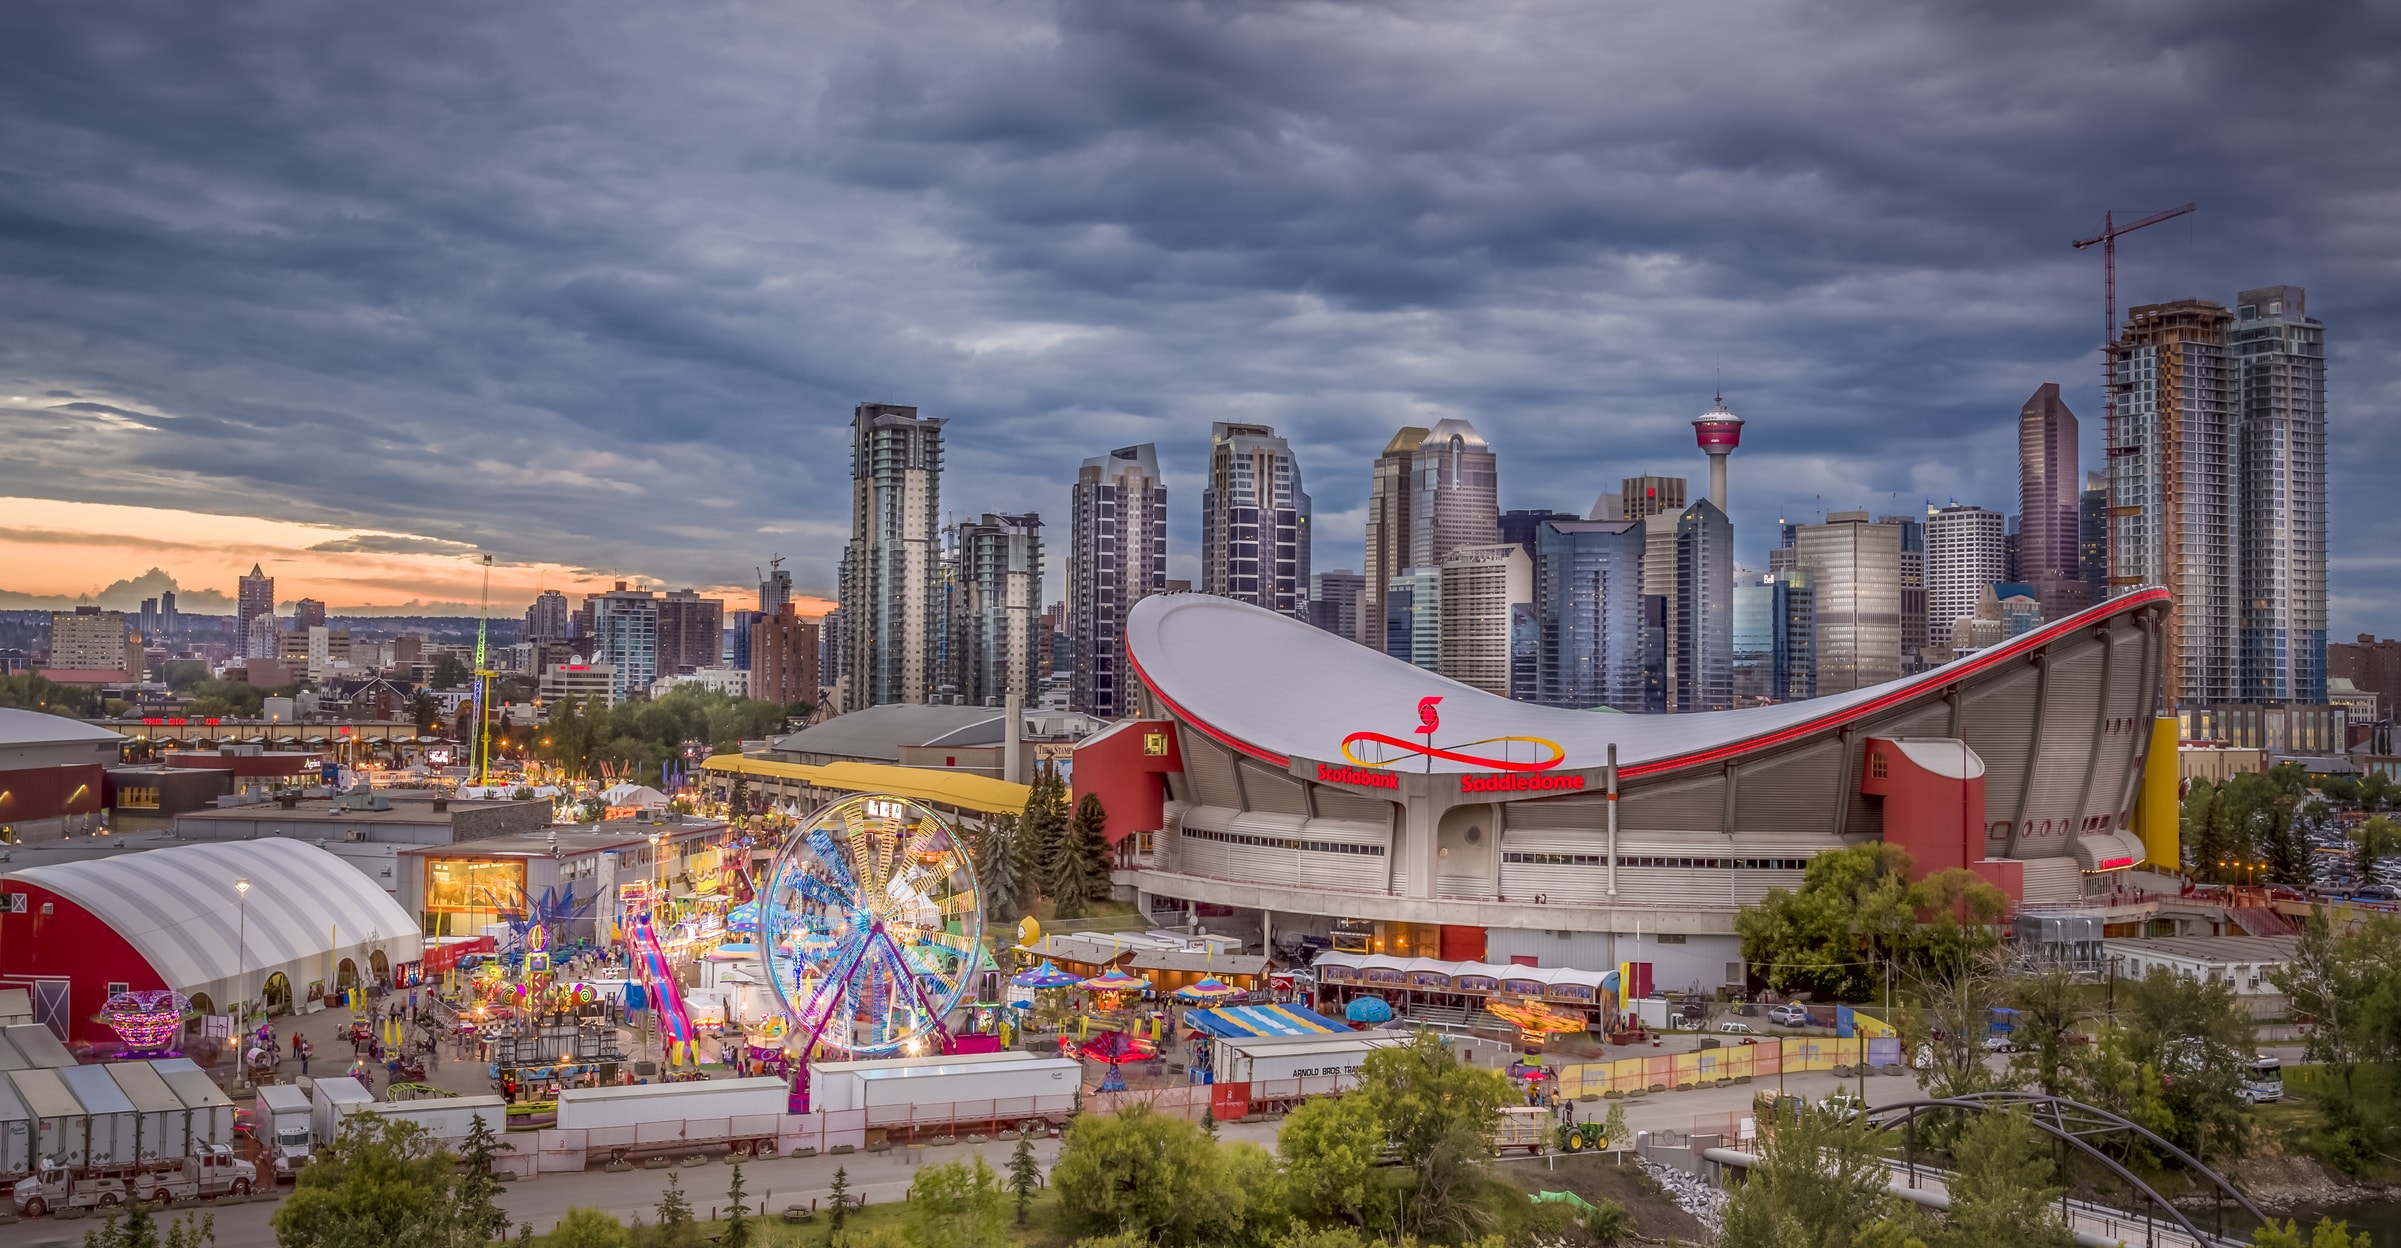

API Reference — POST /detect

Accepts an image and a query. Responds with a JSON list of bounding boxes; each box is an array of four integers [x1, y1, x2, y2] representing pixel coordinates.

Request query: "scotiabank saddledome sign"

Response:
[[1312, 697, 1587, 794]]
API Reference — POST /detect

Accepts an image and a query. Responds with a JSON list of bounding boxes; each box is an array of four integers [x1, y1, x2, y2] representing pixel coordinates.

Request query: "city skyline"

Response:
[[1, 5, 2394, 633]]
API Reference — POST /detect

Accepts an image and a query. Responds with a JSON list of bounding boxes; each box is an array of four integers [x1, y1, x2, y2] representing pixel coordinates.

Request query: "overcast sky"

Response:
[[2, 1, 2397, 630]]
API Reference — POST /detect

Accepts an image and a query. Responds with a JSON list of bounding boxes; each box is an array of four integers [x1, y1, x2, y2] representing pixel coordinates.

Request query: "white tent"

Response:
[[600, 783, 670, 809], [4, 839, 421, 1013]]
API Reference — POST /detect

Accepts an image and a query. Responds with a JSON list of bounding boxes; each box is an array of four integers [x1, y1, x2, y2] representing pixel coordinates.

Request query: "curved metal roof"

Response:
[[1125, 586, 2168, 780], [4, 838, 421, 999]]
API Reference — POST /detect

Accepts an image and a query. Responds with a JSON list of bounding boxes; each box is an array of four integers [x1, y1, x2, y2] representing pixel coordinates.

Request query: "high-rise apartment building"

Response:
[[2110, 299, 2237, 706], [1619, 477, 1687, 520], [2078, 472, 2109, 603], [751, 605, 820, 707], [1070, 444, 1167, 717], [658, 589, 726, 674], [139, 598, 158, 639], [1672, 502, 1734, 711], [1383, 569, 1442, 672], [1926, 504, 2006, 648], [2017, 382, 2089, 618], [817, 607, 845, 690], [959, 513, 1043, 707], [1772, 568, 1817, 703], [47, 608, 133, 673], [525, 590, 571, 640], [1732, 574, 1774, 704], [1359, 427, 1427, 647], [1201, 422, 1310, 616], [293, 598, 326, 631], [839, 402, 945, 708], [1531, 518, 1649, 710], [1876, 514, 1927, 670], [2233, 286, 2328, 704], [1793, 512, 1902, 694], [159, 591, 176, 639], [1437, 544, 1530, 697], [1409, 419, 1501, 569], [237, 564, 275, 650], [588, 583, 661, 704], [1498, 509, 1570, 560], [1306, 570, 1365, 642], [761, 565, 793, 617]]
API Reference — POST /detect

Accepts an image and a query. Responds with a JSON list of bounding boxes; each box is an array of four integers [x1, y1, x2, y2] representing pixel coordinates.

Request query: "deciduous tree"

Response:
[[1929, 1108, 2073, 1248]]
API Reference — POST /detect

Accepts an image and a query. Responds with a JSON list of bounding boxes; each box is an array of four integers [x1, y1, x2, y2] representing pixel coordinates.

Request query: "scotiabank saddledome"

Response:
[[1075, 588, 2178, 986]]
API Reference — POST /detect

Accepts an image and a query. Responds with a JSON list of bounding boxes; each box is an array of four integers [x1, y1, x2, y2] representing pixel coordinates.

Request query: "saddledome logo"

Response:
[[1320, 696, 1572, 790]]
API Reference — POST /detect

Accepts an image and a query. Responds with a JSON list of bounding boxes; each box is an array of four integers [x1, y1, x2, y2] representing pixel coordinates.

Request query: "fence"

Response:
[[1551, 1037, 1904, 1099]]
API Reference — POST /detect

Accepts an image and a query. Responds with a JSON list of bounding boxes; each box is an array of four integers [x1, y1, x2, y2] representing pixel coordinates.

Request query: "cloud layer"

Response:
[[1, 1, 2396, 629]]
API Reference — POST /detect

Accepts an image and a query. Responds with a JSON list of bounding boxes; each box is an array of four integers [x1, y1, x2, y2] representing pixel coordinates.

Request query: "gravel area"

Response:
[[1640, 1158, 1726, 1239]]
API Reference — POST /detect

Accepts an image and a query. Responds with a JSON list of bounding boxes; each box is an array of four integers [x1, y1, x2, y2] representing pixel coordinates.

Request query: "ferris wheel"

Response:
[[757, 793, 984, 1056]]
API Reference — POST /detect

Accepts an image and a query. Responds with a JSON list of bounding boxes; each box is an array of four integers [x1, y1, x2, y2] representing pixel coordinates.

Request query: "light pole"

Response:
[[234, 877, 251, 1086]]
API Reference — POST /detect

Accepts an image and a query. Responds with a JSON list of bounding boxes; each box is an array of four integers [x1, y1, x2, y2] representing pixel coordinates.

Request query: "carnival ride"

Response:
[[632, 912, 702, 1065], [757, 793, 983, 1058]]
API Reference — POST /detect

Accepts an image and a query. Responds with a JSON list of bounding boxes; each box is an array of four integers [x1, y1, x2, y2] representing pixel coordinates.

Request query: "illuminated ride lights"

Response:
[[757, 793, 982, 1058], [99, 989, 191, 1056]]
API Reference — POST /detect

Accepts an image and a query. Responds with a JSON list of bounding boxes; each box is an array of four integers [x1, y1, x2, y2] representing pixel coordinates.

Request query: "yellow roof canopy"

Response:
[[701, 754, 1031, 815]]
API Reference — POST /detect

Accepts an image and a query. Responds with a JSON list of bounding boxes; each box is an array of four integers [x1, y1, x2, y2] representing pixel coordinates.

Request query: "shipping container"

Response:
[[150, 1059, 236, 1148], [806, 1052, 1081, 1115], [102, 1062, 190, 1161], [554, 1077, 788, 1132], [7, 1069, 86, 1167], [56, 1065, 139, 1167]]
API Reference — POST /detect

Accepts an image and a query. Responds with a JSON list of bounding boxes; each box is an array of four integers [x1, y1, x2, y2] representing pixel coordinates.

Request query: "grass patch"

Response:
[[2261, 1063, 2401, 1182]]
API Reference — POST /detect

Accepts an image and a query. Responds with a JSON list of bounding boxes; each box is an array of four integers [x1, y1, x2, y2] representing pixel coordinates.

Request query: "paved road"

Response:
[[0, 1064, 1886, 1248]]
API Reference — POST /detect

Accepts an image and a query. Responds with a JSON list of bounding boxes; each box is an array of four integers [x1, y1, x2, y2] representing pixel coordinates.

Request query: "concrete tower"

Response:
[[1693, 394, 1745, 512]]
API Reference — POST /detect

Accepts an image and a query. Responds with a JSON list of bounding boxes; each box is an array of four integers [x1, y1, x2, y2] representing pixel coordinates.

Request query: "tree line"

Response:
[[971, 766, 1113, 921]]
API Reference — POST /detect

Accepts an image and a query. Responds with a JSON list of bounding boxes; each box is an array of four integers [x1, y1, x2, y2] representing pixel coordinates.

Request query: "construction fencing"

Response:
[[1551, 1037, 1903, 1099]]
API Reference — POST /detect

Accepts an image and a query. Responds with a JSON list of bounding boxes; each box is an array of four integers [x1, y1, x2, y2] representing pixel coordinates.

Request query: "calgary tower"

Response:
[[1692, 393, 1745, 511]]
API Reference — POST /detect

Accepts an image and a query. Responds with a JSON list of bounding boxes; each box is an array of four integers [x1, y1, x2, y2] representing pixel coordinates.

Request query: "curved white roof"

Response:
[[5, 838, 421, 1001], [1125, 587, 2169, 779], [0, 708, 124, 746]]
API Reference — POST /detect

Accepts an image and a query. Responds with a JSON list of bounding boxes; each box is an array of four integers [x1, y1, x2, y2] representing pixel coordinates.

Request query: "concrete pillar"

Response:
[[1003, 692, 1025, 785]]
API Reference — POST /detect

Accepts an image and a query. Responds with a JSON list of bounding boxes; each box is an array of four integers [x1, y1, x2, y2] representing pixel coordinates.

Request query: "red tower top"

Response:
[[1693, 393, 1744, 451]]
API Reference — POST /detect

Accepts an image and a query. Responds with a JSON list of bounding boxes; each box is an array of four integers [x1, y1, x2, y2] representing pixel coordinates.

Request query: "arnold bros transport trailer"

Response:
[[1210, 1031, 1405, 1088]]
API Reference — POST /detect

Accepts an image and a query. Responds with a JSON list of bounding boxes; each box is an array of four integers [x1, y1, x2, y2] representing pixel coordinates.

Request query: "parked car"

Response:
[[1768, 1004, 1810, 1027], [1982, 1035, 2015, 1053], [1718, 1020, 1755, 1034], [2355, 884, 2401, 903]]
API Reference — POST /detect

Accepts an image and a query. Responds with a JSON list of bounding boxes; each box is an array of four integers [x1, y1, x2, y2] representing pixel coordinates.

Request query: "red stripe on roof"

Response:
[[1130, 587, 2166, 782]]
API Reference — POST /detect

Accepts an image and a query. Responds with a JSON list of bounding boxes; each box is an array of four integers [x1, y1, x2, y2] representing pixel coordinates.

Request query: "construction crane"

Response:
[[2072, 203, 2196, 440]]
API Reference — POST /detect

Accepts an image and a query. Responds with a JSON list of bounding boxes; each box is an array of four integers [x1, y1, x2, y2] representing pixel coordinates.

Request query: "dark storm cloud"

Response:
[[1, 0, 2397, 625]]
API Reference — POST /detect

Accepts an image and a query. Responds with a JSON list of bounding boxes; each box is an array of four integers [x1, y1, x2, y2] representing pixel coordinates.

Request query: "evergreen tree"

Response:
[[979, 812, 1026, 919], [653, 1171, 696, 1248], [1017, 769, 1065, 905], [826, 1166, 852, 1239], [83, 1198, 159, 1248], [453, 1112, 509, 1246], [1047, 793, 1110, 919], [160, 1211, 214, 1248], [720, 1163, 752, 1248], [1928, 1108, 2073, 1248], [1006, 1131, 1041, 1226], [726, 771, 749, 821]]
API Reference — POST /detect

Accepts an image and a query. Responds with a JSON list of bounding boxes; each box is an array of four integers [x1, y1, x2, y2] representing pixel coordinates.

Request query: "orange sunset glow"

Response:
[[0, 497, 832, 616]]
